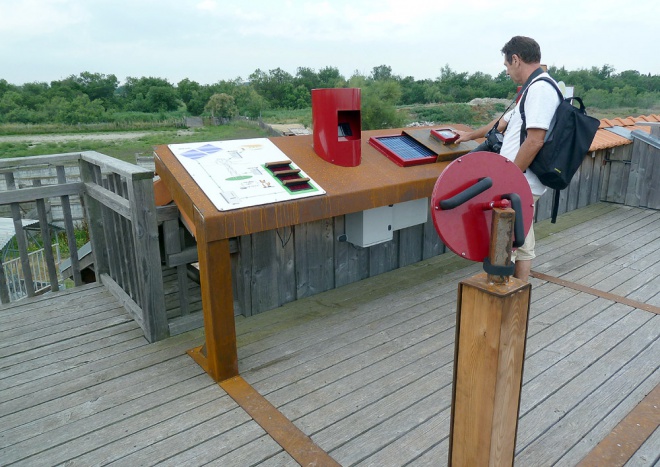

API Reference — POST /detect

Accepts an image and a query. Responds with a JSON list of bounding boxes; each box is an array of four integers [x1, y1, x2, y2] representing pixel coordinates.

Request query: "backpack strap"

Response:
[[551, 189, 560, 224], [519, 76, 564, 146]]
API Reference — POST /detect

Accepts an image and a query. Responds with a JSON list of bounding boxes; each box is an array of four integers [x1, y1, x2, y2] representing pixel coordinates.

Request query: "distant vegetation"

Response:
[[1, 64, 658, 134], [0, 120, 269, 162]]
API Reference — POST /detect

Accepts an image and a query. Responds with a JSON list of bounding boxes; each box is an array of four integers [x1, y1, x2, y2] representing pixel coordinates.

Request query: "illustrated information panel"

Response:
[[168, 138, 325, 211]]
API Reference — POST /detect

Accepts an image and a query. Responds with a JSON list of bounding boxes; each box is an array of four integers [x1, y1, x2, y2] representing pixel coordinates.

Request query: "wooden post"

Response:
[[57, 165, 83, 286], [79, 159, 110, 279], [448, 208, 531, 466], [127, 174, 169, 342]]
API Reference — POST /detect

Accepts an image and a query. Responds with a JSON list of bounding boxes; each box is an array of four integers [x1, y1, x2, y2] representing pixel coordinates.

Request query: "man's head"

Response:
[[501, 36, 542, 84], [501, 36, 541, 64]]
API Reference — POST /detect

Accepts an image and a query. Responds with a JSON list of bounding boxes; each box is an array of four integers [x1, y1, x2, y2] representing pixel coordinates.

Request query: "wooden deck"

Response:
[[1, 202, 658, 466]]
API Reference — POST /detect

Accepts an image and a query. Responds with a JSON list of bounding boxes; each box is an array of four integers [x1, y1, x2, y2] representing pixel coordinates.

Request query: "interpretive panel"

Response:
[[168, 138, 325, 211]]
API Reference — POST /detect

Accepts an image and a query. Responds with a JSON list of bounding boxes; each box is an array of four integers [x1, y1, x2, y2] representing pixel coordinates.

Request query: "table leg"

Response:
[[187, 230, 238, 382]]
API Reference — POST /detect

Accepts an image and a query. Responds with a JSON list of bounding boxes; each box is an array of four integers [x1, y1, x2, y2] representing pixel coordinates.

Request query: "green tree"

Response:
[[186, 88, 211, 115], [295, 67, 320, 92], [370, 64, 396, 81], [177, 78, 202, 108], [317, 66, 346, 88], [350, 73, 404, 130], [20, 82, 49, 109], [74, 72, 119, 108], [204, 93, 238, 119], [121, 76, 178, 112], [0, 79, 13, 99], [232, 84, 267, 118], [51, 94, 106, 124], [248, 67, 296, 108], [0, 90, 23, 114], [145, 86, 180, 112]]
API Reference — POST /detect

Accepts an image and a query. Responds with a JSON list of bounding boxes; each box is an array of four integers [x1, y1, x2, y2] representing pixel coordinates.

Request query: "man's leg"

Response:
[[512, 220, 536, 282], [514, 259, 531, 282], [512, 196, 538, 282]]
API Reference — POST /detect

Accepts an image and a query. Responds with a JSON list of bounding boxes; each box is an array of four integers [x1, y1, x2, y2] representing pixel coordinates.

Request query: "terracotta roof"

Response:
[[590, 114, 660, 151]]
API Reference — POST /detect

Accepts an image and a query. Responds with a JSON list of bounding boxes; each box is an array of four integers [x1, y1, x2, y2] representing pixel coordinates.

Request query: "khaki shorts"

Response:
[[512, 196, 539, 262]]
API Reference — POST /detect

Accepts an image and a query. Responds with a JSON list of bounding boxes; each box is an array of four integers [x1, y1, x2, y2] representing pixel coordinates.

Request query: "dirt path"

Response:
[[0, 132, 153, 144]]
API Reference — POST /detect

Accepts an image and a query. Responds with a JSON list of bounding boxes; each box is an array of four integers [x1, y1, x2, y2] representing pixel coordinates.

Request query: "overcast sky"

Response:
[[1, 0, 658, 87]]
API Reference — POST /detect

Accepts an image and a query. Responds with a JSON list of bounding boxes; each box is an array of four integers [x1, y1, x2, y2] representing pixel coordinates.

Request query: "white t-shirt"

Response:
[[501, 73, 561, 197]]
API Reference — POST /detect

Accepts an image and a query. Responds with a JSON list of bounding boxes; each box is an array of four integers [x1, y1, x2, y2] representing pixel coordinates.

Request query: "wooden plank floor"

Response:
[[1, 202, 658, 466]]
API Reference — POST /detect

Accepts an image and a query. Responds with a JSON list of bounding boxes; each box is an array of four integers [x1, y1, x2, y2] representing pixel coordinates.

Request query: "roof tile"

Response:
[[589, 114, 658, 152]]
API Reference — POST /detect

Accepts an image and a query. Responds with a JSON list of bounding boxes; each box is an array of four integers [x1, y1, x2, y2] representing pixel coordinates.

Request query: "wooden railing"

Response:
[[0, 151, 168, 342]]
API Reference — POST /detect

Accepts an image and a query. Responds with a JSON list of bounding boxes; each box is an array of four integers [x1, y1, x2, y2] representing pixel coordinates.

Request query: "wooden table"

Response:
[[154, 126, 474, 381]]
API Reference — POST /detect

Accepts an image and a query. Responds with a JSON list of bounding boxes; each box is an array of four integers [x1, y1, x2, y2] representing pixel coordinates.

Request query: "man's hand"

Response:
[[454, 130, 474, 144], [454, 117, 509, 144]]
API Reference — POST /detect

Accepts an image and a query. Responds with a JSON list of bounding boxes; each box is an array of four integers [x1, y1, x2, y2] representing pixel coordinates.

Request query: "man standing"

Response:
[[455, 36, 561, 281]]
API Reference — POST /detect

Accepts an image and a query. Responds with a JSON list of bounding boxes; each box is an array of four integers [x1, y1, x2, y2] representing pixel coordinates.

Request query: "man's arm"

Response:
[[455, 117, 508, 143], [514, 127, 545, 171]]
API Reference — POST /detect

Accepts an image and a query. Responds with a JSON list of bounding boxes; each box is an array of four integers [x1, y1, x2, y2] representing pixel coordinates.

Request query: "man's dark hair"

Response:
[[501, 36, 541, 64]]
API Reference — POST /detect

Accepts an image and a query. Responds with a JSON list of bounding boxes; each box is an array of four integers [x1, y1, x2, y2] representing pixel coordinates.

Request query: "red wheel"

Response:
[[430, 151, 534, 261]]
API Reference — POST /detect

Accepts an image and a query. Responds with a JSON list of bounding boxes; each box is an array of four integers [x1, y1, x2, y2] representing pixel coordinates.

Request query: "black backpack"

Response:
[[520, 77, 600, 223]]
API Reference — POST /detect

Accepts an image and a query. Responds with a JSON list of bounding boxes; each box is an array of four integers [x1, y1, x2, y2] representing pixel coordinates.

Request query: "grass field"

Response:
[[0, 121, 270, 163]]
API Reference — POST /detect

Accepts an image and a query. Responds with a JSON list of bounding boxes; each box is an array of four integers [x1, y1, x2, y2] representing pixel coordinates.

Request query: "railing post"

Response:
[[57, 165, 83, 286], [79, 158, 110, 278], [33, 179, 59, 292], [126, 173, 168, 342]]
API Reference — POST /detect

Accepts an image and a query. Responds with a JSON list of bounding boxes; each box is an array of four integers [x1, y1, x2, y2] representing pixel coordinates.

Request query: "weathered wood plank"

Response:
[[80, 150, 154, 180], [0, 298, 127, 344], [398, 222, 424, 267], [80, 160, 110, 278], [422, 206, 445, 259], [577, 153, 595, 209], [563, 364, 660, 465], [84, 181, 132, 219], [249, 229, 295, 314], [566, 164, 581, 212], [294, 218, 334, 299], [605, 144, 633, 204], [0, 329, 205, 428], [517, 317, 659, 465], [56, 165, 83, 286], [368, 232, 399, 276], [162, 218, 189, 316], [126, 174, 168, 342], [0, 153, 82, 169], [0, 326, 144, 390], [0, 181, 82, 205], [1, 369, 215, 465], [32, 180, 60, 291], [334, 216, 369, 288], [643, 141, 660, 209], [231, 234, 253, 316], [515, 311, 658, 459]]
